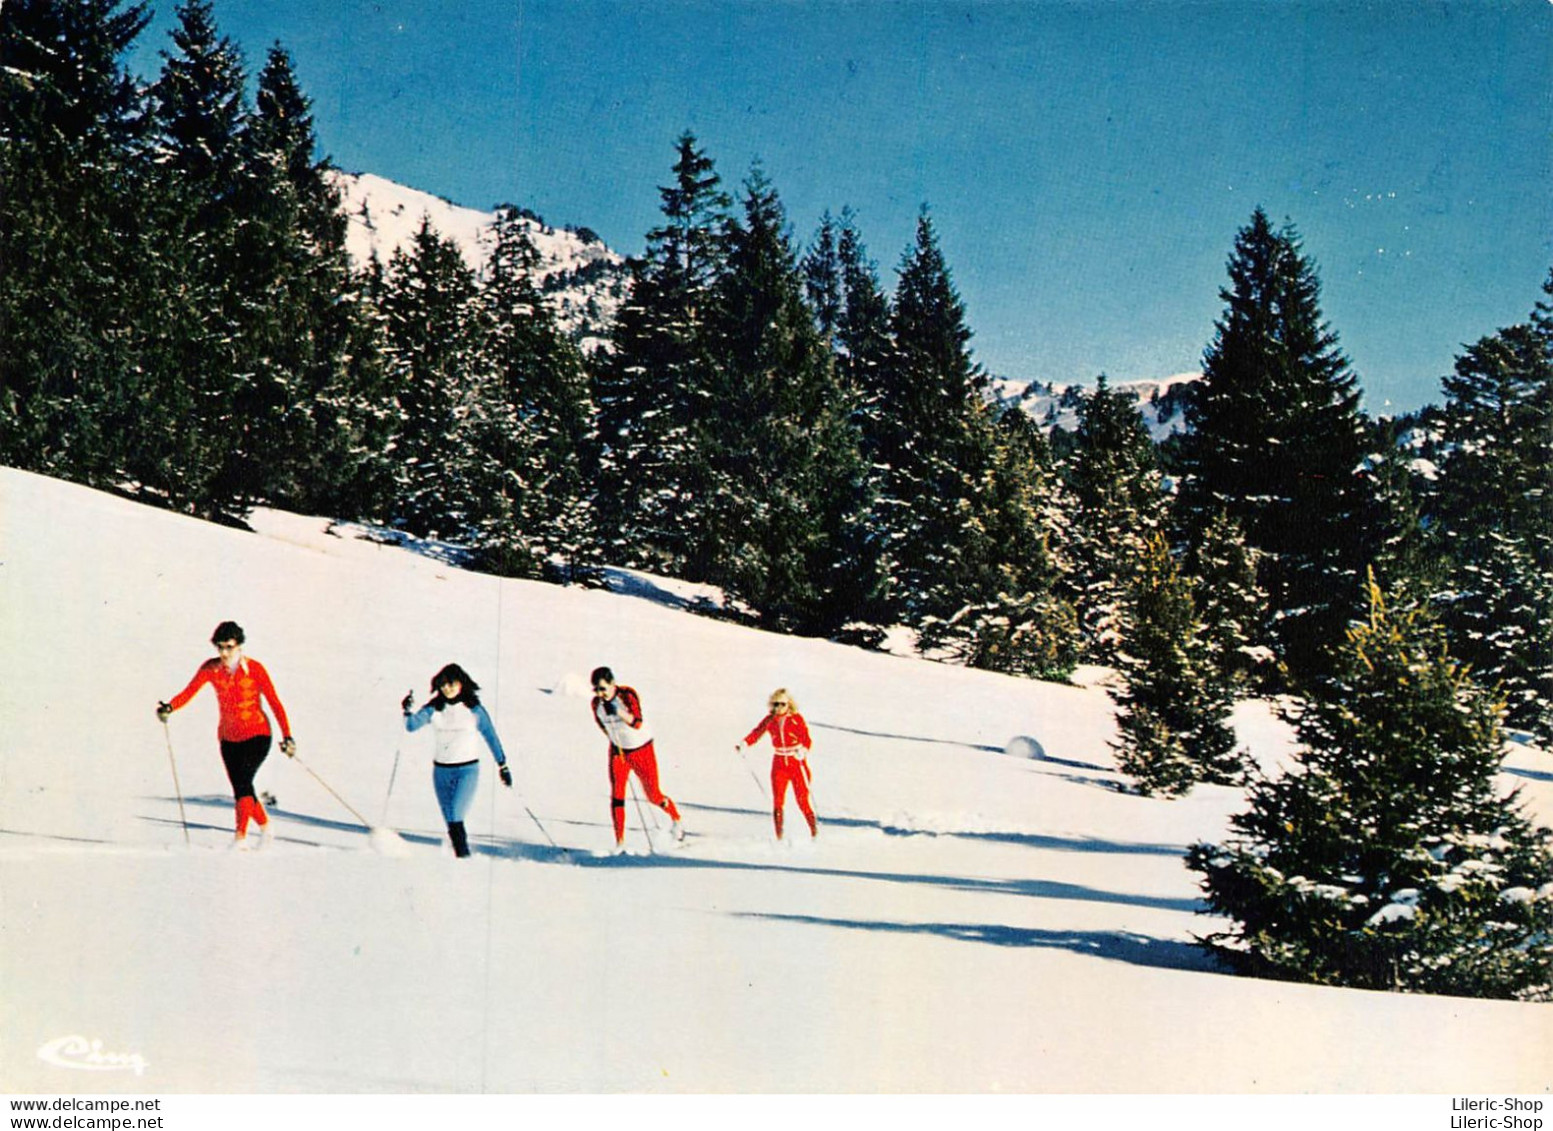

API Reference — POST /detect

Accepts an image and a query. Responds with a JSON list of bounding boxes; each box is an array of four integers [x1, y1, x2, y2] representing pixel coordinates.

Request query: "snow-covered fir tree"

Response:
[[0, 0, 152, 488], [1180, 509, 1269, 692], [923, 406, 1078, 679], [871, 214, 992, 620], [1111, 532, 1244, 798], [375, 217, 498, 541], [801, 210, 844, 344], [833, 208, 895, 409], [702, 168, 876, 633], [1432, 311, 1553, 743], [590, 132, 730, 577], [1188, 573, 1553, 1000], [229, 44, 393, 518], [1178, 208, 1385, 687], [1061, 375, 1167, 664], [138, 0, 267, 518], [479, 205, 597, 579]]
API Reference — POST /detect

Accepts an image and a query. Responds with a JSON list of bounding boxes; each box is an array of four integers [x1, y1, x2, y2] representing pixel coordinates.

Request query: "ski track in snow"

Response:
[[0, 466, 1549, 1094]]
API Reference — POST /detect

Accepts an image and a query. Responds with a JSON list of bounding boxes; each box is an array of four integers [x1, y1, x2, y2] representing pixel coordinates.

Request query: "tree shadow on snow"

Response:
[[732, 911, 1224, 974], [1504, 764, 1553, 784], [948, 830, 1187, 856], [678, 803, 1186, 858], [811, 720, 1114, 776], [570, 846, 1201, 914], [0, 826, 119, 847], [810, 719, 1005, 754]]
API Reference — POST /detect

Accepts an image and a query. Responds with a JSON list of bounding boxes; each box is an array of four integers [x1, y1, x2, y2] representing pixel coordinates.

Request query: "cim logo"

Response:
[[37, 1035, 149, 1076]]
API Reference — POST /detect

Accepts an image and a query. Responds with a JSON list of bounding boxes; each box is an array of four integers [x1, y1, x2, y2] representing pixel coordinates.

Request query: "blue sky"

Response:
[[130, 0, 1551, 412]]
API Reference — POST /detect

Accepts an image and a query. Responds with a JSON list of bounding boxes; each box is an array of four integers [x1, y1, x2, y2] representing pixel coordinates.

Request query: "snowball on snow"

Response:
[[1004, 735, 1046, 760]]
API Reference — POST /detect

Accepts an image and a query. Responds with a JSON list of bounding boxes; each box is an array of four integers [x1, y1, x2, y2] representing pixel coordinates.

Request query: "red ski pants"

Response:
[[609, 742, 681, 843], [771, 755, 816, 838], [234, 794, 269, 836]]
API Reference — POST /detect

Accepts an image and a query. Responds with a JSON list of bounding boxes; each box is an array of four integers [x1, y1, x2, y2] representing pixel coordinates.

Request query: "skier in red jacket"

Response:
[[736, 688, 816, 840], [590, 667, 683, 852], [158, 621, 294, 846]]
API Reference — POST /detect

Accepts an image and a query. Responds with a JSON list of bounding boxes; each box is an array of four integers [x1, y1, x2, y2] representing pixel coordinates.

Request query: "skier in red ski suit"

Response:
[[590, 667, 682, 851], [736, 688, 816, 839], [158, 621, 294, 845]]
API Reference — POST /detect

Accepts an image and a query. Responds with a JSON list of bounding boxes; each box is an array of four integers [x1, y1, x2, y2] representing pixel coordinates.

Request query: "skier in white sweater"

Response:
[[403, 663, 511, 858]]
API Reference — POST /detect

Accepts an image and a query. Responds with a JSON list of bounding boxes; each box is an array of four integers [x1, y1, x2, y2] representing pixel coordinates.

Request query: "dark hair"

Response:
[[590, 666, 614, 686], [211, 621, 245, 646], [430, 663, 481, 709]]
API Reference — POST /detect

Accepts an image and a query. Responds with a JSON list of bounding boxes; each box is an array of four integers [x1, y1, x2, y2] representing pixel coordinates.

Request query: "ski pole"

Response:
[[291, 751, 372, 828], [627, 776, 656, 855], [160, 720, 191, 845], [736, 745, 768, 799], [381, 745, 403, 825], [522, 803, 560, 850]]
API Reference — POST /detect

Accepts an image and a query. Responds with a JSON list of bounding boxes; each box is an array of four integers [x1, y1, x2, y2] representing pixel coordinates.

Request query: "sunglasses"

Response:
[[770, 700, 790, 708], [593, 685, 611, 693]]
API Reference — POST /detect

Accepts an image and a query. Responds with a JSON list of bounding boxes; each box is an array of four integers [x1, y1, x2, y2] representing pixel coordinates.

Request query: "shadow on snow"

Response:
[[730, 911, 1224, 974]]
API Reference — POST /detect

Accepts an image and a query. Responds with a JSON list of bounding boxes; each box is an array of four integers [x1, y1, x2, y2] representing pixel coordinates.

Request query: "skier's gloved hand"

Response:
[[156, 701, 172, 723], [499, 765, 513, 788], [401, 691, 415, 715], [602, 698, 617, 716], [280, 736, 296, 757]]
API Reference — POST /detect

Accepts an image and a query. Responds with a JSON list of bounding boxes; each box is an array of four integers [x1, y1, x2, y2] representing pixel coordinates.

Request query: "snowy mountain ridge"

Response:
[[333, 169, 1208, 403], [330, 170, 628, 342], [991, 372, 1201, 441]]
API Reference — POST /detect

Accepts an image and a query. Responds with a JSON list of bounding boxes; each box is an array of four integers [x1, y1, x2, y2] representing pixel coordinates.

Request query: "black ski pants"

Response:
[[219, 734, 272, 801]]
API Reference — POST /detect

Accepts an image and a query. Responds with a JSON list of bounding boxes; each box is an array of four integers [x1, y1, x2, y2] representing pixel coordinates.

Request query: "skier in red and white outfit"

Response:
[[736, 688, 816, 840], [590, 667, 683, 852], [157, 620, 294, 847]]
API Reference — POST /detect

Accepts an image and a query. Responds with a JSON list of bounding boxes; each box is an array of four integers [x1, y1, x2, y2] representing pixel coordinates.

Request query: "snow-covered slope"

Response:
[[0, 466, 1548, 1094], [330, 170, 627, 341], [994, 372, 1200, 441]]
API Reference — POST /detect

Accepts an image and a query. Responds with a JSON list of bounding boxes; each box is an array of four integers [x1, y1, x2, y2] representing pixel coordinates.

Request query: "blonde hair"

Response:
[[768, 688, 798, 713]]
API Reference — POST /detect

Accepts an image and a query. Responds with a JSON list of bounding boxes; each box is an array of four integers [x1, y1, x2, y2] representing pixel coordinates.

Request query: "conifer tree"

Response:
[[1181, 509, 1269, 691], [1062, 376, 1167, 663], [865, 213, 1069, 672], [139, 0, 263, 517], [376, 218, 494, 540], [1432, 317, 1553, 742], [1188, 574, 1553, 1000], [591, 132, 730, 575], [834, 208, 894, 403], [152, 1, 246, 202], [1178, 209, 1384, 685], [871, 211, 993, 623], [480, 206, 597, 578], [802, 211, 843, 343], [925, 406, 1078, 679], [1111, 532, 1244, 797], [221, 44, 391, 516], [0, 0, 152, 485], [704, 168, 875, 633], [831, 214, 895, 614]]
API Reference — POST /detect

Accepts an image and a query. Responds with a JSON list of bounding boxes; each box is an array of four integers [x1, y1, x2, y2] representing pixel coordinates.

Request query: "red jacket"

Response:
[[743, 711, 812, 757], [169, 656, 291, 743]]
